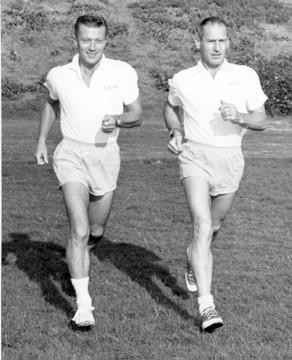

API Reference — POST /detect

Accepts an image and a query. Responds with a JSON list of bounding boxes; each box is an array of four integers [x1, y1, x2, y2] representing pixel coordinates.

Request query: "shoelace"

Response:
[[202, 307, 217, 318], [187, 270, 195, 282], [186, 264, 196, 283]]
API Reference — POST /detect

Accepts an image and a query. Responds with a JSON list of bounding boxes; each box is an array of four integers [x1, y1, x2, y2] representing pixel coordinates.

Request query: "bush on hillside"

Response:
[[129, 0, 290, 39], [108, 22, 129, 38], [68, 4, 104, 16], [149, 70, 171, 91], [2, 9, 49, 32], [253, 56, 292, 115], [1, 79, 42, 98], [132, 0, 292, 115], [230, 38, 292, 115]]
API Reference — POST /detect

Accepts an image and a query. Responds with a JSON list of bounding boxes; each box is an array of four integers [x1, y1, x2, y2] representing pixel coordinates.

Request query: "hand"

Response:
[[219, 100, 239, 122], [35, 142, 48, 165], [168, 130, 183, 155], [102, 115, 117, 133]]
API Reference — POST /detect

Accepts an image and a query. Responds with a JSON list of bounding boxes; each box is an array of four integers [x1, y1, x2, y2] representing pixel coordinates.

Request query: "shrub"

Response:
[[23, 12, 49, 31], [149, 69, 170, 91], [108, 22, 129, 38], [229, 36, 292, 115], [129, 0, 291, 41], [1, 79, 42, 99], [253, 56, 292, 115], [68, 4, 103, 16], [2, 9, 49, 32]]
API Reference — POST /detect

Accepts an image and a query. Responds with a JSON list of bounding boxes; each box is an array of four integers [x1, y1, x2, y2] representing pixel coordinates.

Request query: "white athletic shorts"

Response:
[[53, 138, 120, 196], [178, 141, 244, 196]]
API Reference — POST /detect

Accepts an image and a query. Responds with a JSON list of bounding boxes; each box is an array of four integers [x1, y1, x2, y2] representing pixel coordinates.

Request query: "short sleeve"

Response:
[[245, 68, 268, 111], [44, 68, 59, 100], [120, 63, 139, 105], [168, 75, 183, 107]]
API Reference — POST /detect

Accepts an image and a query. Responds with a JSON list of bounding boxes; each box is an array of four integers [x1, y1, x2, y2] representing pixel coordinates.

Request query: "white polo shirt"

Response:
[[168, 60, 267, 147], [45, 54, 139, 144]]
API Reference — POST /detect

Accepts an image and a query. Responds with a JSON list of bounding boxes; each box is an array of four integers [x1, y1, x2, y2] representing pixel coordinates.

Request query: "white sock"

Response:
[[71, 277, 92, 307], [198, 294, 215, 314]]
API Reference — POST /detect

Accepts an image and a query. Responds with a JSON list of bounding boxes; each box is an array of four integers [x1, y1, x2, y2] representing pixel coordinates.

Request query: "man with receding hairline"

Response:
[[164, 16, 267, 332], [35, 15, 142, 327]]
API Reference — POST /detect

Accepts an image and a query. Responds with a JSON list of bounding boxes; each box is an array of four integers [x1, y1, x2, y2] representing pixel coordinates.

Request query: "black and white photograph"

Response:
[[2, 0, 291, 359]]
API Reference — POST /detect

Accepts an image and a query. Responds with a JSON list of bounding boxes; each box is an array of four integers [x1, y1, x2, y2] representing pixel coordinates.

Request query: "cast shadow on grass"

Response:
[[92, 237, 193, 321], [2, 233, 74, 318]]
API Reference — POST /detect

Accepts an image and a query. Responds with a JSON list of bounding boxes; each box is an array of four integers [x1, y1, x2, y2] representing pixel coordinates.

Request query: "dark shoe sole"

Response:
[[200, 321, 223, 333]]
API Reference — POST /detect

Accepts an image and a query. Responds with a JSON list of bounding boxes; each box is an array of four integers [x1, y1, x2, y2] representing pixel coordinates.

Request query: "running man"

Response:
[[35, 15, 142, 327], [164, 16, 267, 332]]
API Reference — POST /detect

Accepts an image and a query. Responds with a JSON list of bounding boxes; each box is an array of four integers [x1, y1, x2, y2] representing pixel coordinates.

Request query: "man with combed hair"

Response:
[[164, 16, 267, 332], [35, 15, 142, 327]]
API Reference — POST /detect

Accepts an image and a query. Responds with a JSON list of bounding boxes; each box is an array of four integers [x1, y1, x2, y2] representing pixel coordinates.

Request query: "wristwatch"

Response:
[[115, 117, 122, 127]]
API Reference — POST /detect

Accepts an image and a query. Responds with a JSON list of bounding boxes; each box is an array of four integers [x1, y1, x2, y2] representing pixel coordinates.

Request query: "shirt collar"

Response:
[[197, 59, 230, 75], [67, 54, 107, 72]]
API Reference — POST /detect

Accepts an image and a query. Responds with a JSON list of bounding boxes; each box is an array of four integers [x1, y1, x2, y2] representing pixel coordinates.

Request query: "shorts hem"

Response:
[[180, 175, 240, 197], [210, 186, 239, 197], [89, 185, 117, 197], [58, 180, 88, 189], [180, 173, 210, 182], [58, 181, 117, 197]]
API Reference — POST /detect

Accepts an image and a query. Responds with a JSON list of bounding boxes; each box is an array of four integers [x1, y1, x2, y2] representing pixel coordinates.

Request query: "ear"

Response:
[[194, 36, 200, 50], [72, 31, 78, 46]]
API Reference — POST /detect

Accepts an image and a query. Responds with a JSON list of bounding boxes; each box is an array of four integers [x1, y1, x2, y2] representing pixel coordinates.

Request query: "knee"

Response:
[[70, 224, 89, 244], [192, 218, 213, 240]]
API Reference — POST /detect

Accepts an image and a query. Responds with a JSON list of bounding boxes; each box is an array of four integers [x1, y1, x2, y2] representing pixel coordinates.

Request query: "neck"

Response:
[[79, 58, 102, 75], [201, 61, 224, 78], [79, 58, 102, 87]]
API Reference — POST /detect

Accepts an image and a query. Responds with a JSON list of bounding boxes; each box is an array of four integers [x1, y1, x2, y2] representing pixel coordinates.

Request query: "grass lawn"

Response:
[[2, 0, 292, 358], [2, 116, 291, 360]]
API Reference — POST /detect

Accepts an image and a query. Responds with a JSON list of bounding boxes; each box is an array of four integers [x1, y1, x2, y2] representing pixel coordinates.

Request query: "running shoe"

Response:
[[200, 307, 223, 332], [185, 261, 197, 292], [72, 305, 95, 327]]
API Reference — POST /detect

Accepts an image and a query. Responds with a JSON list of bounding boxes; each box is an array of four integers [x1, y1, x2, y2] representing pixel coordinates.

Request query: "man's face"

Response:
[[198, 23, 229, 69], [76, 24, 107, 68]]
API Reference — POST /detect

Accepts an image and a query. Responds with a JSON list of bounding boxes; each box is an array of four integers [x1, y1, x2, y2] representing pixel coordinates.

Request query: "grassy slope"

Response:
[[2, 0, 292, 359], [2, 0, 292, 116]]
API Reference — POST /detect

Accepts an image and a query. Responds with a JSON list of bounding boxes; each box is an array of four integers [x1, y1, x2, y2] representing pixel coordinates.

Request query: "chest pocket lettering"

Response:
[[104, 84, 122, 113]]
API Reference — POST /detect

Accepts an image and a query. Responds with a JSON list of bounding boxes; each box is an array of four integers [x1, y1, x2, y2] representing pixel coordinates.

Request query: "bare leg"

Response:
[[62, 182, 96, 326], [183, 177, 213, 297], [88, 191, 114, 247], [183, 178, 236, 331], [62, 182, 90, 279], [211, 192, 237, 242]]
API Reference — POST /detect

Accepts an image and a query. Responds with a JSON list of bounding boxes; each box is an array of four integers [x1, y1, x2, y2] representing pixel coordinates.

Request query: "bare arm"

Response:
[[220, 101, 267, 131], [163, 100, 183, 132], [163, 100, 184, 154], [236, 105, 267, 131], [119, 96, 142, 128], [102, 96, 142, 132], [34, 97, 59, 165]]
